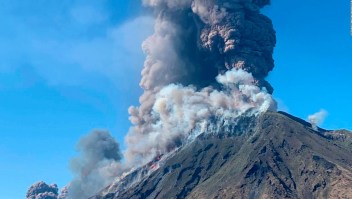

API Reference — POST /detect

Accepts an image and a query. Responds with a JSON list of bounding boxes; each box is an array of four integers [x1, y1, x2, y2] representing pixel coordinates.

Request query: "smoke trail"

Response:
[[126, 0, 276, 166], [26, 181, 58, 199], [308, 109, 328, 130], [66, 131, 122, 199]]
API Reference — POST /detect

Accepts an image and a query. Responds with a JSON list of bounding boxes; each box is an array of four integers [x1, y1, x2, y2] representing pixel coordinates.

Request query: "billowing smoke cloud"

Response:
[[66, 131, 122, 199], [28, 0, 277, 197], [140, 0, 275, 91], [126, 68, 275, 165], [26, 181, 58, 199], [308, 109, 328, 130], [126, 0, 276, 166]]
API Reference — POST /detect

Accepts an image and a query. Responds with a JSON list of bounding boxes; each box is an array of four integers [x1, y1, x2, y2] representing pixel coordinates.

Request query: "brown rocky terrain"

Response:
[[91, 111, 352, 199]]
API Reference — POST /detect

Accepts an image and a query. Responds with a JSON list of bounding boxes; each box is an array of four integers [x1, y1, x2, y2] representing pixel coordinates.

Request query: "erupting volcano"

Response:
[[27, 0, 352, 199]]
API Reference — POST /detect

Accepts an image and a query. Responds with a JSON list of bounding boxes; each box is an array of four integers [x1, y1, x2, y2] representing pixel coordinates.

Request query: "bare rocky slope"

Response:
[[91, 111, 352, 199]]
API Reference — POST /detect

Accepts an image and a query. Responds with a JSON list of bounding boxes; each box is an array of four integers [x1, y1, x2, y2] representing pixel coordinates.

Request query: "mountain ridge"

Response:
[[92, 111, 352, 199]]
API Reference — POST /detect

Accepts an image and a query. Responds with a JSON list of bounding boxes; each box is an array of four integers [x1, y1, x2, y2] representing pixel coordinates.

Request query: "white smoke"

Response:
[[308, 109, 328, 130], [125, 68, 276, 167]]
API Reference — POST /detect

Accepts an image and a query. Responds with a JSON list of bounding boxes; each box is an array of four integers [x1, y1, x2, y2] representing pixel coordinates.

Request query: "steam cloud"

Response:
[[28, 0, 277, 197], [126, 69, 275, 165], [308, 109, 328, 130], [66, 131, 122, 199]]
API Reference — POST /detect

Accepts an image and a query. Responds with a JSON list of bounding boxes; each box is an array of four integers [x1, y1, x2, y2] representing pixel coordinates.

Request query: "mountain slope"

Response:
[[92, 112, 352, 199]]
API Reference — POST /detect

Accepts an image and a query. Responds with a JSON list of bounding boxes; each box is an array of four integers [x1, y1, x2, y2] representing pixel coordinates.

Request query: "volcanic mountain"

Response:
[[91, 111, 352, 199]]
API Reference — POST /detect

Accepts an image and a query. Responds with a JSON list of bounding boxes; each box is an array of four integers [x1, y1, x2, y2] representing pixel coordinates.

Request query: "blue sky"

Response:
[[264, 1, 352, 129], [0, 1, 351, 198]]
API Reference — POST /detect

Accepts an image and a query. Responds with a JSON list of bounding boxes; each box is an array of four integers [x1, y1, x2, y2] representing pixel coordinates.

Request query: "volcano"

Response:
[[91, 111, 352, 199]]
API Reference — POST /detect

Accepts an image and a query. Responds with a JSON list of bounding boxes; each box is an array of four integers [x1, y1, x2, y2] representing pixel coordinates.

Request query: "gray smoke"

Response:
[[66, 131, 122, 199], [139, 0, 275, 91], [126, 0, 276, 166], [26, 181, 58, 199]]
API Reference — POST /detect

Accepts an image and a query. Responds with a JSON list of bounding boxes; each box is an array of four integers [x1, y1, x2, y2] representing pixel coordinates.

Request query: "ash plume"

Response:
[[308, 109, 328, 130], [140, 0, 275, 91], [66, 131, 122, 199], [26, 181, 58, 199], [28, 0, 277, 197], [126, 0, 276, 167]]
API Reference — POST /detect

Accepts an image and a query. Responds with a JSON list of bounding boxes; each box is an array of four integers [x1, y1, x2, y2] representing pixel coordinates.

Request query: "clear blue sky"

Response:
[[0, 1, 351, 198]]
